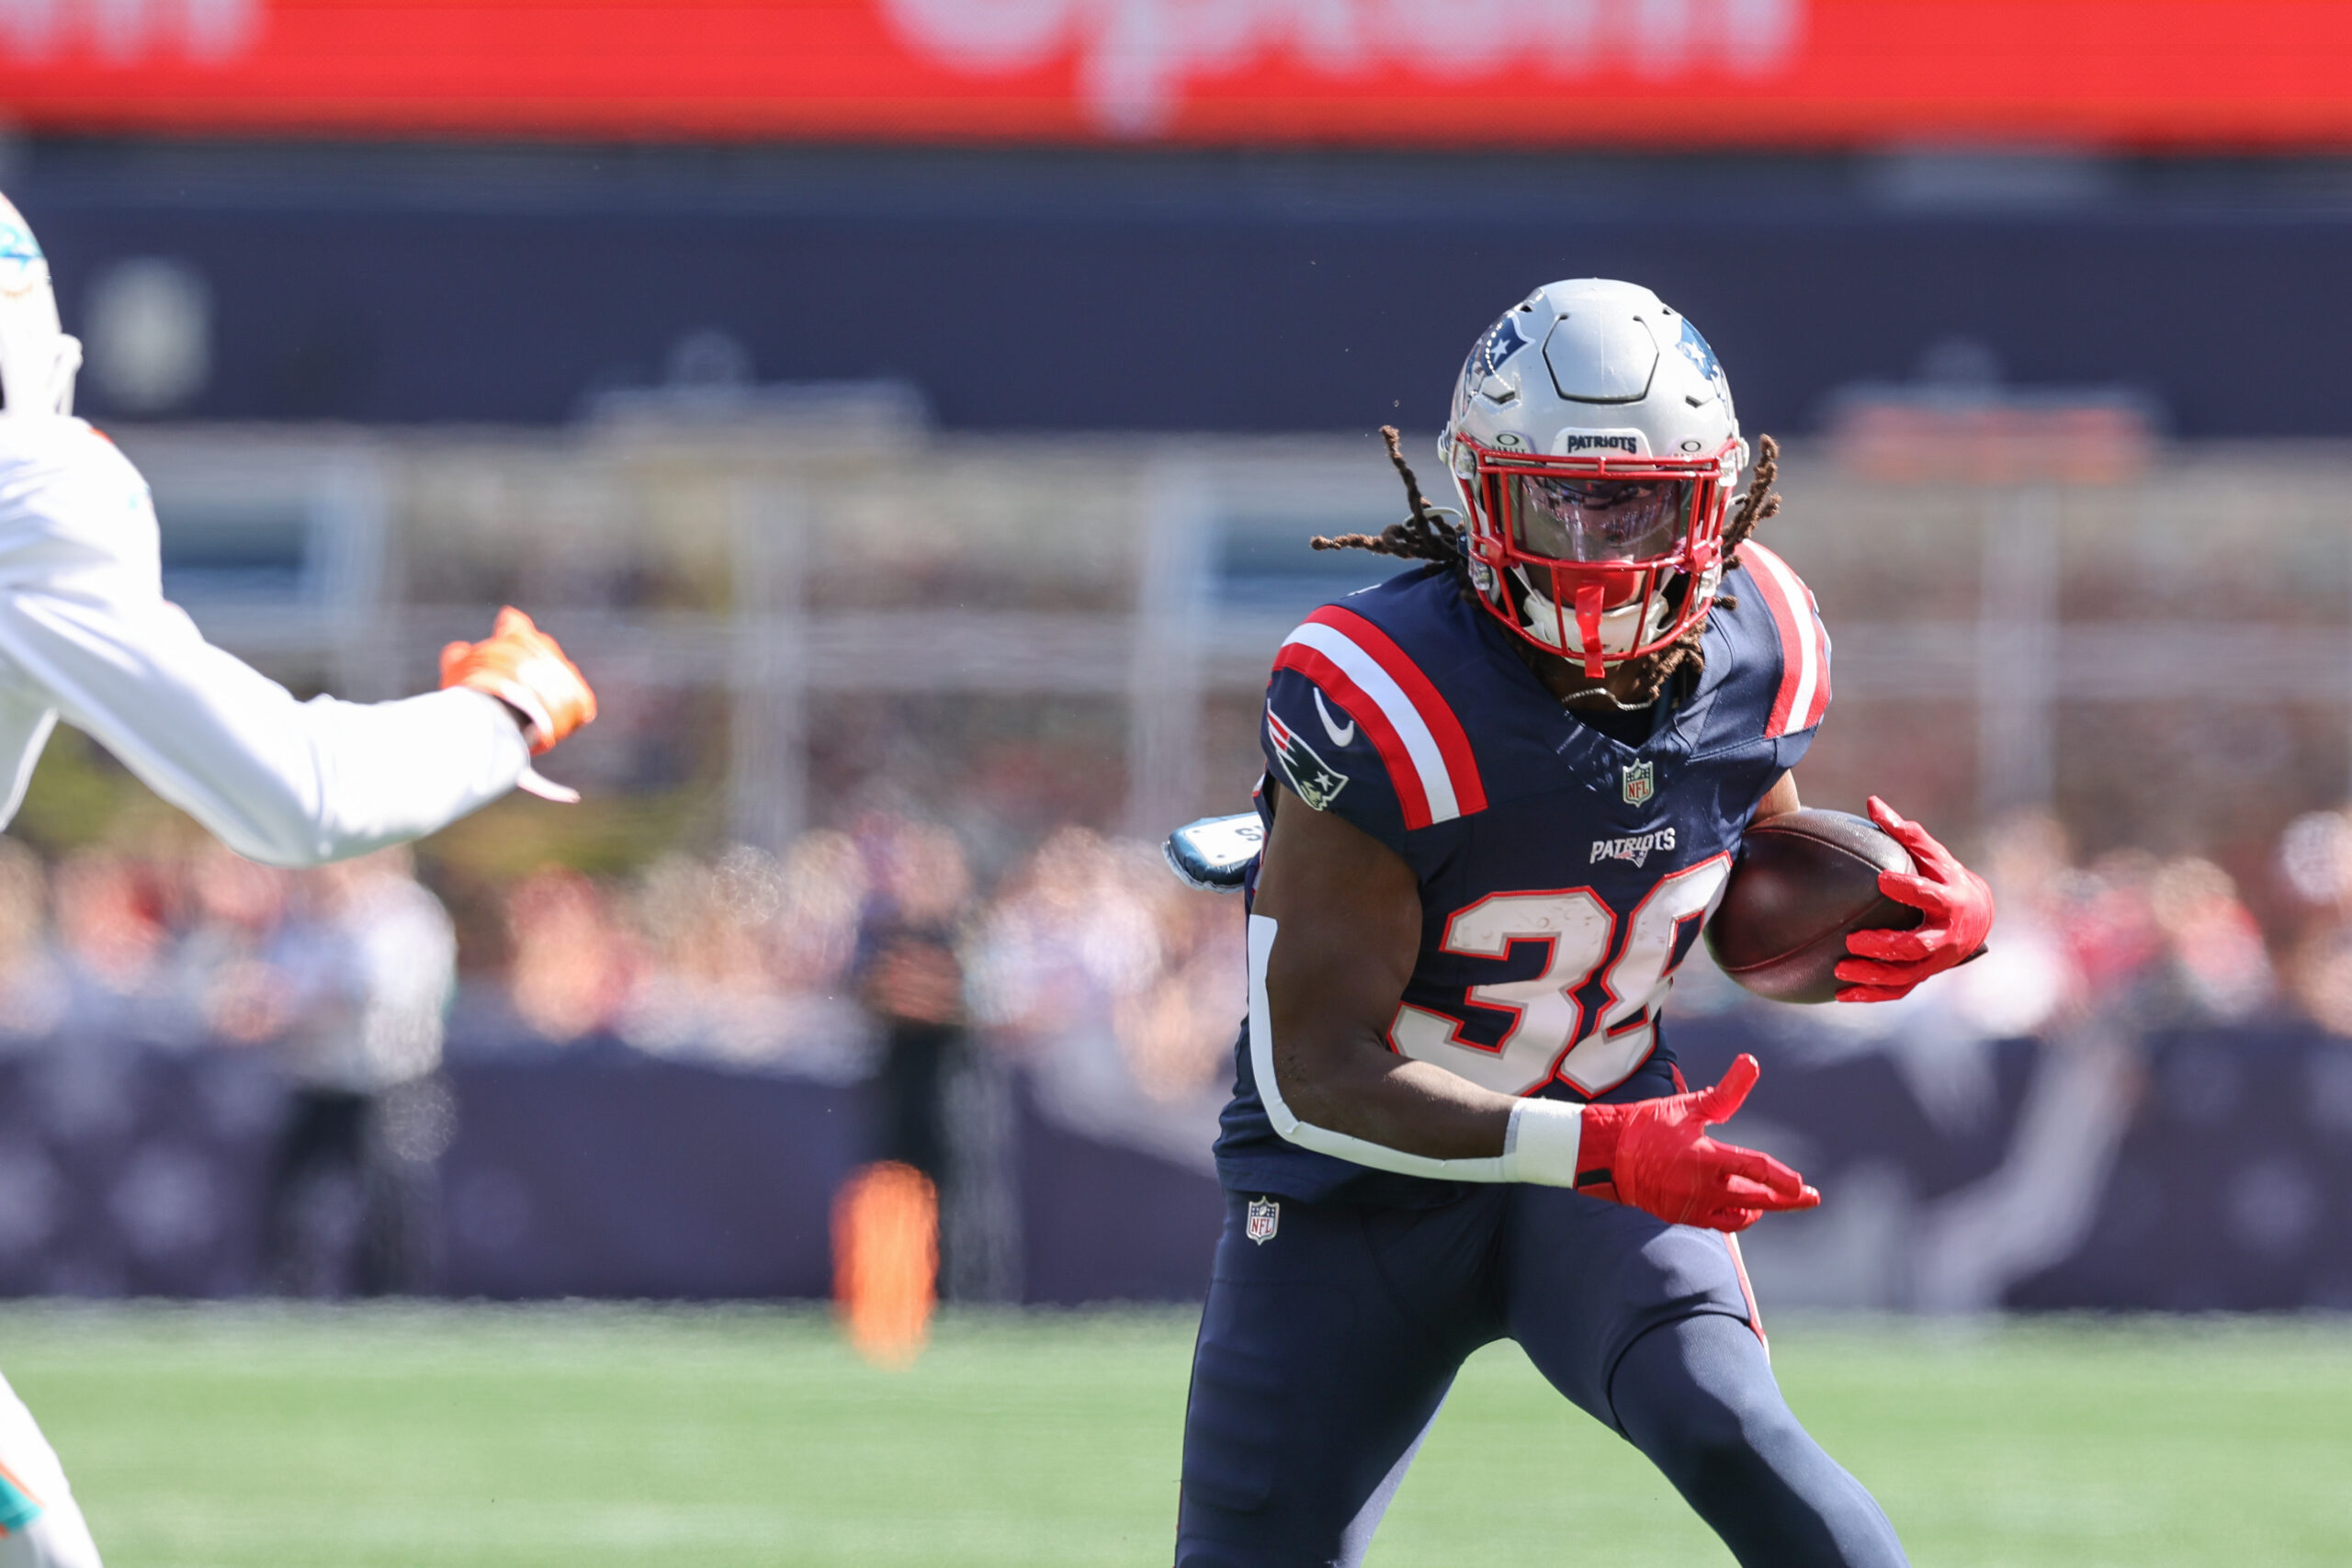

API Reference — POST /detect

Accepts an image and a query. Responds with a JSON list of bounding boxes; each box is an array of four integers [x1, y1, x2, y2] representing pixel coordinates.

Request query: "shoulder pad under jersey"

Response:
[[1260, 590, 1489, 859], [1719, 541, 1832, 754]]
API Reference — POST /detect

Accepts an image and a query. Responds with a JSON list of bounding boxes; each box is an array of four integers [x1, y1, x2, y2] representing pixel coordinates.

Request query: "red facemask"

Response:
[[1452, 435, 1738, 677]]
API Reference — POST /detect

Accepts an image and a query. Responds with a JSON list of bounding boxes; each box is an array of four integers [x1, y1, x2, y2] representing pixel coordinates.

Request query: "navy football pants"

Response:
[[1175, 1187, 1906, 1568]]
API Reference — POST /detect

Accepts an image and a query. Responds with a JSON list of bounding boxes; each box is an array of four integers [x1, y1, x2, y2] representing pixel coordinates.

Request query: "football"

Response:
[[1704, 808, 1926, 1004]]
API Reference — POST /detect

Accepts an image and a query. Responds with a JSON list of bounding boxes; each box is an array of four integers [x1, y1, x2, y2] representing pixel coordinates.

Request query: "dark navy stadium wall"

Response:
[[0, 1026, 2346, 1308], [22, 141, 2352, 435]]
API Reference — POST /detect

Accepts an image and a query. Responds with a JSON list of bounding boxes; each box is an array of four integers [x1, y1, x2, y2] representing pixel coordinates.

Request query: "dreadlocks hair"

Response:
[[1723, 431, 1783, 559], [1309, 429, 1786, 709], [1308, 425, 1473, 581]]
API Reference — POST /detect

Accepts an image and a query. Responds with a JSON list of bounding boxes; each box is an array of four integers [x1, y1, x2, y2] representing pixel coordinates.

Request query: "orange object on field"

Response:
[[831, 1161, 938, 1369]]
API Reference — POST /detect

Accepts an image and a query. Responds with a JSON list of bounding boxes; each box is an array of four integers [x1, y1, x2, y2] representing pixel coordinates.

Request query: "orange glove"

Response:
[[441, 610, 596, 805], [1573, 1055, 1820, 1233], [441, 607, 595, 754]]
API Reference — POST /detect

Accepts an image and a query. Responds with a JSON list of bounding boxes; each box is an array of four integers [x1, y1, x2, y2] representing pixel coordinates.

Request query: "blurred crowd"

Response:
[[22, 801, 2352, 1115], [0, 836, 455, 1084], [0, 816, 1250, 1108], [493, 816, 1248, 1104]]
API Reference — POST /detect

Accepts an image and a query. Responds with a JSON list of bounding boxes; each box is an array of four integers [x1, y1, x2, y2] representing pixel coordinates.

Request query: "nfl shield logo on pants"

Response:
[[1622, 759, 1656, 807], [1246, 1197, 1280, 1245]]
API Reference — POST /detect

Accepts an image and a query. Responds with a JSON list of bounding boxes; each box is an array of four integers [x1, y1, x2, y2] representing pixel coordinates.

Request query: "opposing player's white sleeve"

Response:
[[0, 591, 530, 866], [0, 420, 530, 866], [1248, 915, 1588, 1186]]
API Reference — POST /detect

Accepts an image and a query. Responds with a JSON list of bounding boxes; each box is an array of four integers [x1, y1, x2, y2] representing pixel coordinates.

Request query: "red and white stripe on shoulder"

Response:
[[1271, 605, 1487, 829], [1736, 542, 1832, 738]]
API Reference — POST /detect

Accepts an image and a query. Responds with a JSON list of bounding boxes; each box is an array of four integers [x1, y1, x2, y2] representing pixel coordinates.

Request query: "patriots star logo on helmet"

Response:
[[1463, 312, 1529, 394], [1267, 704, 1350, 812], [1246, 1197, 1280, 1244], [1622, 759, 1657, 807], [1676, 317, 1729, 400]]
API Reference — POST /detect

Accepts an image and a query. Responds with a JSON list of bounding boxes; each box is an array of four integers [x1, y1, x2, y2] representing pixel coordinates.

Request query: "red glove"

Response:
[[1835, 795, 1995, 1004], [1573, 1055, 1819, 1233]]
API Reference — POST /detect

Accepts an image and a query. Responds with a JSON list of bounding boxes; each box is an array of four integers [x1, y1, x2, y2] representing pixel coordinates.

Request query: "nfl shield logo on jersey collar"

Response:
[[1246, 1197, 1280, 1244], [1622, 759, 1657, 807]]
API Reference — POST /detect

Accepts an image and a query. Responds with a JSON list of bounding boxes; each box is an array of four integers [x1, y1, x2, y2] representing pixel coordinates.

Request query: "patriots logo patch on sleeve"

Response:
[[1267, 703, 1350, 812]]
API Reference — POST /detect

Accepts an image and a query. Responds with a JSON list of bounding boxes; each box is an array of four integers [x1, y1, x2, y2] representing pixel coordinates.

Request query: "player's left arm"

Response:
[[1832, 796, 1995, 1004], [1740, 552, 1993, 1002]]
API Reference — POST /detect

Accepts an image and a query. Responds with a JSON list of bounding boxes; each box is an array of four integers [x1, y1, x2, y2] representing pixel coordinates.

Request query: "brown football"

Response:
[[1703, 808, 1925, 1004]]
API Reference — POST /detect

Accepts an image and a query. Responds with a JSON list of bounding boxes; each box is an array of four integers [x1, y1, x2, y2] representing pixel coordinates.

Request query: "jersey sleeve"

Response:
[[1260, 604, 1487, 865], [0, 431, 532, 864], [1729, 543, 1833, 772], [1261, 665, 1412, 853], [0, 589, 532, 866]]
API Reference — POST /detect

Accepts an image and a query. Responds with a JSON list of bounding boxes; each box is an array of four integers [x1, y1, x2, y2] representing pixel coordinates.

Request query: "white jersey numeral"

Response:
[[1385, 855, 1732, 1098]]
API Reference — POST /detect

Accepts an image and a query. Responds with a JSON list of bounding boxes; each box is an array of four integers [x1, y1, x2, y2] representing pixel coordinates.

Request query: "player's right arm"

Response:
[[0, 429, 593, 866], [0, 588, 554, 867], [1253, 782, 1518, 1162], [1252, 782, 1818, 1230]]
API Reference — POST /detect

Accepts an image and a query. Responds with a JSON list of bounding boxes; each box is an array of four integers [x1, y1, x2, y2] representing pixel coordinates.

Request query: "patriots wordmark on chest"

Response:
[[1622, 759, 1656, 807], [1590, 826, 1678, 868]]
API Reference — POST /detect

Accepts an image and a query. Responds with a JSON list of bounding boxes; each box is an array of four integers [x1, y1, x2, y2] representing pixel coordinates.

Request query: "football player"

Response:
[[1176, 279, 1992, 1566], [0, 196, 596, 1568]]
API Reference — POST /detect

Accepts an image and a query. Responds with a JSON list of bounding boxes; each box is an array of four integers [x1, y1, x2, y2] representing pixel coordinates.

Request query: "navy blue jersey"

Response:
[[1216, 546, 1831, 1202]]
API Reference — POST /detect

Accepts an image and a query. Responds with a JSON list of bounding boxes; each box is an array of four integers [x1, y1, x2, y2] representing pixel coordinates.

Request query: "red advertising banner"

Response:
[[0, 0, 2349, 148]]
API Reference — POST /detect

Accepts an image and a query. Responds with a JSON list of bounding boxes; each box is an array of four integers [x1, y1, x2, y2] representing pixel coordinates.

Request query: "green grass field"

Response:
[[3, 1304, 2347, 1566]]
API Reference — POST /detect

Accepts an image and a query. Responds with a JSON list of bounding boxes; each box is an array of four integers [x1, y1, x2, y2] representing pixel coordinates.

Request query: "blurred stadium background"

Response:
[[6, 2, 2352, 1562]]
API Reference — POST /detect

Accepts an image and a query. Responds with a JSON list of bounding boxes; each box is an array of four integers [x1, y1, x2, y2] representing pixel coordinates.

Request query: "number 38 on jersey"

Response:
[[1388, 857, 1731, 1099]]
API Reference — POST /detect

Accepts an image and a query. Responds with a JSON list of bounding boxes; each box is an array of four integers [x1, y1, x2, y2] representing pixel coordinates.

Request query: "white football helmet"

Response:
[[1442, 278, 1746, 678], [0, 195, 80, 417]]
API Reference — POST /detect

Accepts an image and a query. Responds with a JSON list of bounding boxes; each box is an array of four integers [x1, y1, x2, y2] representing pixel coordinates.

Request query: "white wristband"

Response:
[[1500, 1098, 1586, 1187]]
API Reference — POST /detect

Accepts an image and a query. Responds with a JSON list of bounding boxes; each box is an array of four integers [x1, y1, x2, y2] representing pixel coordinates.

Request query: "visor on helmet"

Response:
[[1447, 434, 1738, 675], [1508, 476, 1692, 564]]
